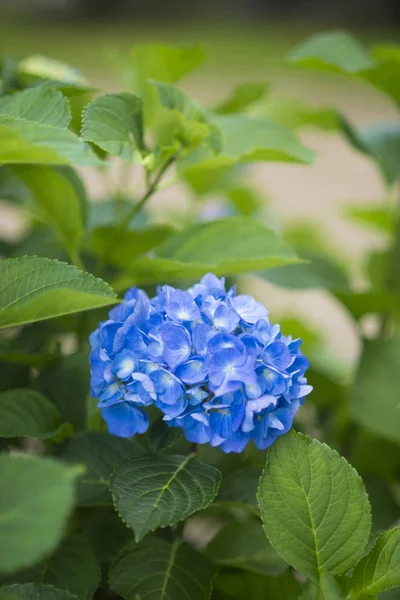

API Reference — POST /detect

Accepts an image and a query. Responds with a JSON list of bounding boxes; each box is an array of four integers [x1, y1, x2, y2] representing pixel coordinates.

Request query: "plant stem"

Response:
[[118, 156, 176, 232]]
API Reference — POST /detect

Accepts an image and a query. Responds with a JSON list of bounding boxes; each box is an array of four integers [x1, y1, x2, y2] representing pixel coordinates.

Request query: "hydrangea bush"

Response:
[[0, 31, 399, 600]]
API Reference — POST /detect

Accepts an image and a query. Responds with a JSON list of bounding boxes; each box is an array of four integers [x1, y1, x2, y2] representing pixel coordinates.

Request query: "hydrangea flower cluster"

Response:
[[89, 274, 312, 453]]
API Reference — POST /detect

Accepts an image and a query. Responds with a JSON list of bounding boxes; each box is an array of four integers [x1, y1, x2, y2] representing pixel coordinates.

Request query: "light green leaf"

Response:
[[257, 97, 338, 131], [109, 537, 215, 600], [110, 454, 221, 541], [351, 336, 400, 444], [0, 454, 82, 574], [214, 82, 269, 114], [0, 88, 71, 129], [363, 46, 400, 105], [214, 114, 315, 163], [59, 431, 144, 506], [260, 250, 350, 290], [81, 93, 144, 160], [10, 166, 85, 254], [126, 217, 302, 283], [340, 119, 400, 186], [344, 203, 394, 234], [88, 225, 174, 267], [18, 54, 88, 86], [151, 81, 203, 120], [0, 122, 99, 167], [0, 389, 61, 439], [213, 571, 301, 600], [349, 528, 400, 598], [0, 257, 117, 330], [206, 520, 287, 576], [131, 44, 206, 87], [36, 352, 89, 432], [258, 430, 371, 585], [0, 585, 75, 600], [288, 30, 375, 73]]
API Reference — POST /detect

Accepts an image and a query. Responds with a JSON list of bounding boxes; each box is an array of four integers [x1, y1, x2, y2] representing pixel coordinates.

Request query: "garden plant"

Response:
[[0, 30, 399, 599]]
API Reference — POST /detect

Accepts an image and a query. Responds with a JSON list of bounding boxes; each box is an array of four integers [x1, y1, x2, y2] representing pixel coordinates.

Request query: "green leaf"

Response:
[[148, 418, 182, 453], [83, 511, 134, 566], [36, 352, 89, 432], [151, 81, 203, 120], [110, 454, 221, 542], [260, 250, 350, 290], [0, 123, 98, 167], [363, 475, 399, 535], [258, 430, 371, 586], [258, 97, 338, 131], [18, 54, 88, 87], [214, 82, 269, 114], [59, 431, 144, 506], [0, 454, 82, 575], [126, 217, 302, 283], [10, 166, 85, 254], [340, 119, 400, 186], [0, 257, 117, 330], [320, 573, 346, 600], [81, 93, 144, 160], [88, 225, 174, 267], [351, 336, 400, 444], [214, 114, 315, 163], [206, 520, 287, 576], [217, 466, 261, 510], [288, 30, 375, 74], [131, 44, 205, 87], [344, 203, 394, 235], [213, 571, 301, 600], [0, 88, 71, 129], [0, 585, 76, 600], [109, 537, 215, 600], [0, 389, 61, 439], [349, 528, 400, 598], [3, 535, 100, 600]]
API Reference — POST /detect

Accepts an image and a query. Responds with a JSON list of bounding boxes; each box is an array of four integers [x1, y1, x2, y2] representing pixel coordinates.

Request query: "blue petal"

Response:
[[187, 386, 208, 405], [102, 402, 149, 438], [175, 358, 207, 384], [166, 290, 200, 322], [262, 342, 292, 370], [98, 382, 124, 406], [159, 323, 191, 369], [150, 368, 185, 405], [192, 323, 216, 355], [258, 366, 288, 395], [231, 294, 268, 324], [213, 304, 240, 332], [207, 332, 246, 356], [111, 349, 137, 380], [220, 429, 250, 453]]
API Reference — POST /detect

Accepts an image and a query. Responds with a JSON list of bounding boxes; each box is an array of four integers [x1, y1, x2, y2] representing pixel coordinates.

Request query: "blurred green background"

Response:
[[1, 0, 399, 374]]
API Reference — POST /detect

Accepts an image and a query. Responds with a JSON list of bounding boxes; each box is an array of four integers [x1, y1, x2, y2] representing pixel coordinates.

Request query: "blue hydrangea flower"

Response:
[[89, 274, 312, 453]]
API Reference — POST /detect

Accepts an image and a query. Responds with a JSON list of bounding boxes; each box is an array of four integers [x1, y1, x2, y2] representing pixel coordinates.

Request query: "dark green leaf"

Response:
[[84, 511, 134, 565], [363, 475, 399, 535], [349, 528, 400, 598], [351, 336, 400, 444], [148, 419, 182, 453], [258, 431, 371, 585], [213, 570, 301, 600], [214, 82, 269, 114], [217, 466, 261, 509], [0, 454, 82, 574], [109, 537, 215, 600], [36, 352, 89, 432], [0, 257, 117, 330], [9, 166, 85, 254], [0, 585, 75, 600], [127, 217, 301, 283], [111, 454, 221, 541], [0, 389, 61, 439], [82, 93, 144, 160], [206, 520, 287, 576], [59, 431, 144, 506]]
